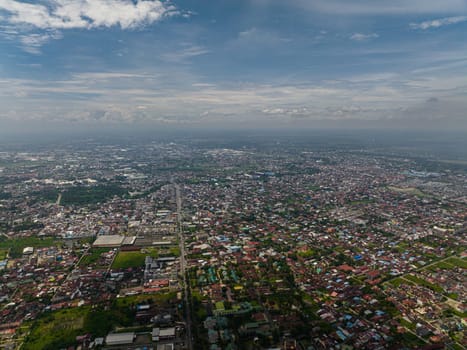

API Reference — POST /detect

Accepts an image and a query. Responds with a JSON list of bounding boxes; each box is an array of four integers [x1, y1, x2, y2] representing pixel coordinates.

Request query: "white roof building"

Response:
[[152, 327, 176, 341], [105, 332, 135, 346], [93, 235, 125, 247]]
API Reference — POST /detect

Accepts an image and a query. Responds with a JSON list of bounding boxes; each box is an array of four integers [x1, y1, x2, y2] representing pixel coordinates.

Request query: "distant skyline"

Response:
[[1, 0, 467, 131]]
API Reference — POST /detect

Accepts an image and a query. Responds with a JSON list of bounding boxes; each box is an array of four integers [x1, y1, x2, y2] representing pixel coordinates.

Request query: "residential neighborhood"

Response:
[[0, 135, 465, 349]]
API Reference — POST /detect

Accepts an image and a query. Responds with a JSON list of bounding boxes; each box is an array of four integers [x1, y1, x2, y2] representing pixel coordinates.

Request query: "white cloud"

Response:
[[239, 27, 290, 43], [0, 0, 176, 30], [18, 31, 62, 53], [1, 66, 467, 129], [160, 45, 209, 63], [410, 16, 467, 30], [230, 27, 291, 51], [72, 72, 149, 80], [0, 0, 178, 52], [0, 23, 63, 53], [350, 33, 378, 41]]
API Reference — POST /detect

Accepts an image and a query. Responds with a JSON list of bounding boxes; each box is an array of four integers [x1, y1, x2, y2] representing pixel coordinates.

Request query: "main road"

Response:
[[174, 182, 193, 350]]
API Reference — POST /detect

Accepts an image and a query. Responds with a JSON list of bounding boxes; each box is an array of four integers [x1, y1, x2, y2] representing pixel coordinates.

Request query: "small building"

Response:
[[152, 327, 176, 341], [152, 241, 173, 246], [122, 236, 136, 246], [22, 247, 34, 255]]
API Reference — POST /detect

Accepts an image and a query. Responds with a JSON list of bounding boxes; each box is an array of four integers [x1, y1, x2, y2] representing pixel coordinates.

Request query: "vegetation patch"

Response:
[[23, 307, 86, 350], [404, 274, 444, 293], [115, 292, 177, 308], [446, 292, 458, 300], [428, 260, 456, 270], [0, 237, 58, 258], [0, 248, 8, 260], [168, 246, 181, 257], [388, 277, 415, 288], [79, 247, 113, 267], [399, 317, 416, 331], [387, 186, 426, 197], [61, 184, 128, 205], [33, 184, 127, 205], [297, 249, 315, 259], [112, 250, 158, 269], [444, 257, 467, 269], [0, 191, 12, 200], [23, 300, 145, 350]]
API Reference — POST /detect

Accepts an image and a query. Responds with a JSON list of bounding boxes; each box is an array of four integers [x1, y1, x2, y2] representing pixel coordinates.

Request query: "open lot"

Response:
[[112, 249, 158, 269], [0, 237, 59, 258], [0, 248, 8, 260]]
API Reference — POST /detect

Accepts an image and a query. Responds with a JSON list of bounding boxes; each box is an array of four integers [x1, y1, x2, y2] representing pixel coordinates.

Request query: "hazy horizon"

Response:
[[1, 0, 467, 131]]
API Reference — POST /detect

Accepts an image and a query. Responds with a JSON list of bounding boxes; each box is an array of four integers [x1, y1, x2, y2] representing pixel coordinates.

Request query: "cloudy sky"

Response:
[[0, 0, 466, 131]]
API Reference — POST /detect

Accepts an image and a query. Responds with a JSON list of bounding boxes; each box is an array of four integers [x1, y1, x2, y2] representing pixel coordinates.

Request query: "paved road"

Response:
[[174, 182, 193, 350], [56, 193, 62, 205]]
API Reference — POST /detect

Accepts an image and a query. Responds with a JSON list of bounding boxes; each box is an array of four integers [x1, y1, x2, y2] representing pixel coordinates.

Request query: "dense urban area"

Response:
[[0, 132, 465, 350]]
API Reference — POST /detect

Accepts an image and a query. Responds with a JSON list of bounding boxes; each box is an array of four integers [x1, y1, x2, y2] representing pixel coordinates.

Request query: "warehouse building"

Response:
[[105, 332, 135, 346]]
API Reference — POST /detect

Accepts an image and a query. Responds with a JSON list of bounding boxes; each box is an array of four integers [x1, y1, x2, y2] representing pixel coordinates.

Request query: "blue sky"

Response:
[[0, 0, 466, 130]]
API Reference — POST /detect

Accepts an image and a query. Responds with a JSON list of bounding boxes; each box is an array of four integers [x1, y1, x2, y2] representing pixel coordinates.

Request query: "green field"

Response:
[[0, 237, 59, 258], [23, 307, 87, 350], [166, 246, 181, 257], [428, 260, 456, 270], [387, 277, 415, 288], [79, 247, 113, 267], [444, 257, 467, 269], [112, 249, 158, 269], [23, 303, 138, 350], [115, 291, 177, 308], [399, 317, 416, 331], [387, 186, 426, 197], [404, 274, 444, 293], [0, 249, 8, 260], [32, 183, 128, 206]]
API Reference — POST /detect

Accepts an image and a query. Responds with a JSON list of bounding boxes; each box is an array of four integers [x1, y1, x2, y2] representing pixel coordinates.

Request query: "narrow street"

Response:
[[174, 182, 193, 350]]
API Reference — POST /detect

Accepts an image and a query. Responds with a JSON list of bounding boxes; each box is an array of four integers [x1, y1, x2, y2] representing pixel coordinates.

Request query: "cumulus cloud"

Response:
[[0, 0, 178, 52], [0, 0, 177, 30], [350, 33, 379, 41], [410, 16, 467, 30]]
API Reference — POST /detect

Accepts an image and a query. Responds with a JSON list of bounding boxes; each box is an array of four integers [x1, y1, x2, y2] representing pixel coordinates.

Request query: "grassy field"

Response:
[[444, 257, 467, 269], [0, 248, 8, 260], [387, 277, 415, 288], [112, 249, 158, 269], [387, 186, 426, 197], [399, 317, 416, 331], [115, 291, 177, 308], [428, 260, 456, 270], [0, 237, 59, 258], [23, 302, 139, 350], [404, 274, 444, 293], [165, 246, 180, 257], [78, 247, 113, 267], [23, 307, 86, 350]]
